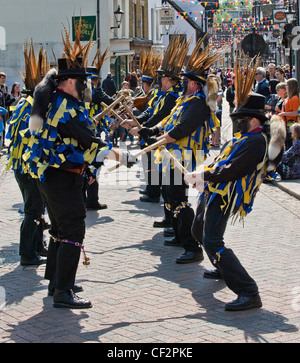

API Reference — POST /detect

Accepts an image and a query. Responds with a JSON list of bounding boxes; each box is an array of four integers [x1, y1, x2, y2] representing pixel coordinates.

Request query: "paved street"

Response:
[[0, 104, 300, 344]]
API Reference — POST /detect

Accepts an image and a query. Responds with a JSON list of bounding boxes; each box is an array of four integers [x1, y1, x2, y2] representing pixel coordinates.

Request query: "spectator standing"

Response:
[[278, 78, 300, 149], [275, 67, 287, 83], [226, 74, 237, 135], [211, 74, 223, 147], [254, 67, 270, 101], [0, 72, 9, 104], [128, 71, 138, 92], [0, 106, 8, 154], [267, 63, 277, 80], [0, 72, 11, 145], [7, 82, 23, 117], [284, 64, 291, 79], [102, 72, 117, 97], [119, 81, 134, 98]]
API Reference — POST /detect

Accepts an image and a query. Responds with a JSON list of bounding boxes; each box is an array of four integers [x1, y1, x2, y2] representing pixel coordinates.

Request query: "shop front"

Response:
[[110, 50, 134, 90]]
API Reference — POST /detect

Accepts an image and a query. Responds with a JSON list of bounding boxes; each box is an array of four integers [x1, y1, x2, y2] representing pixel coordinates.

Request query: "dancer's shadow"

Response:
[[85, 212, 114, 229], [84, 233, 298, 342], [0, 264, 46, 308], [4, 298, 106, 343]]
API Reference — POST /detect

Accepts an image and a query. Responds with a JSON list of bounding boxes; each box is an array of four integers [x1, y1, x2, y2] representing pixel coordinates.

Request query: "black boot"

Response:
[[206, 248, 260, 309], [163, 227, 175, 237], [176, 250, 204, 264], [20, 255, 47, 266], [225, 294, 262, 311], [48, 282, 83, 296], [153, 218, 172, 228], [174, 206, 204, 264], [53, 289, 92, 309], [203, 269, 223, 279], [164, 237, 182, 247]]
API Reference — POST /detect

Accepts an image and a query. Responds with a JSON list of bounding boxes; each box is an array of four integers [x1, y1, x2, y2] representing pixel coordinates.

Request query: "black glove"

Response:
[[120, 151, 138, 168], [138, 126, 160, 140], [93, 162, 104, 169]]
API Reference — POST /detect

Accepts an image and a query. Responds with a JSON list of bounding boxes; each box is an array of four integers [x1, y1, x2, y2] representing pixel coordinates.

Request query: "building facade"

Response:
[[0, 0, 208, 90], [0, 0, 166, 89]]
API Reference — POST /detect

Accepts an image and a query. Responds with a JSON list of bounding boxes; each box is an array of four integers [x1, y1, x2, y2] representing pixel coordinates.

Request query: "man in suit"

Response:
[[254, 67, 270, 102]]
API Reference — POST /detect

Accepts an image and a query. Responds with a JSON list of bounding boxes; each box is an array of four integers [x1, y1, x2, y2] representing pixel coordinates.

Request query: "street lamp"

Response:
[[111, 5, 124, 30]]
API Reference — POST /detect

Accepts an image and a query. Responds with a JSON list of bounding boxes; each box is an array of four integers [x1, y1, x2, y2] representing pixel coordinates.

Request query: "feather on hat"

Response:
[[230, 52, 267, 122], [88, 47, 110, 78], [56, 16, 96, 79], [29, 17, 96, 132], [181, 35, 222, 84], [21, 39, 50, 92], [234, 52, 259, 108], [156, 34, 191, 81], [140, 49, 162, 85]]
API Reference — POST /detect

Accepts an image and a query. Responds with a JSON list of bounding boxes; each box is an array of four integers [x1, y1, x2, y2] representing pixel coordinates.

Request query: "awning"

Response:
[[111, 50, 135, 57]]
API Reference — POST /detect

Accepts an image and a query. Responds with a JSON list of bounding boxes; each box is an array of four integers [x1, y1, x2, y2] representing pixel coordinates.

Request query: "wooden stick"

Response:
[[122, 102, 142, 130], [100, 102, 124, 124], [107, 138, 168, 172], [134, 138, 167, 158], [160, 146, 189, 175], [93, 95, 124, 122]]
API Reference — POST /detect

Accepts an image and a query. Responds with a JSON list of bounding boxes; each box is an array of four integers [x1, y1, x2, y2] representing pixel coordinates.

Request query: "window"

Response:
[[133, 3, 137, 37], [141, 5, 144, 38]]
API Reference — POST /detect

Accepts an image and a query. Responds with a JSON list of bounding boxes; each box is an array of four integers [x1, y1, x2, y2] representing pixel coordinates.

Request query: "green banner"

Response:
[[72, 16, 96, 41]]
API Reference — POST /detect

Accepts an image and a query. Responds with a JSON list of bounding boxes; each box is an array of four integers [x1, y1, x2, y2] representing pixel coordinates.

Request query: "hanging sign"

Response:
[[72, 16, 97, 41], [273, 9, 286, 24], [160, 8, 175, 26]]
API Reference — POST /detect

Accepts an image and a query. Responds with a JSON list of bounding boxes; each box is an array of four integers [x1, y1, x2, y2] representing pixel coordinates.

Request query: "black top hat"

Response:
[[155, 68, 181, 81], [230, 92, 268, 123], [55, 57, 91, 80], [180, 70, 207, 84]]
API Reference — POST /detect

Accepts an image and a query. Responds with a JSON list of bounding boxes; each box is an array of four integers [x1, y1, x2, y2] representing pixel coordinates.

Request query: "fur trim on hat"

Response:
[[267, 115, 286, 172], [29, 68, 58, 134], [205, 74, 219, 112]]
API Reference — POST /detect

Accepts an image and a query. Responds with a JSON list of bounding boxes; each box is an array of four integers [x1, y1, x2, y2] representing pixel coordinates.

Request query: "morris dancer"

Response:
[[185, 55, 283, 311], [6, 40, 49, 266], [24, 22, 136, 309], [138, 37, 221, 264]]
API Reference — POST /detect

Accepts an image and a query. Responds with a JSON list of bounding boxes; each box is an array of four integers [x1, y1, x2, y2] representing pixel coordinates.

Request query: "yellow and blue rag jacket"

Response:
[[203, 131, 268, 221], [151, 84, 183, 118], [23, 92, 112, 182], [6, 96, 33, 173], [155, 92, 220, 173], [146, 89, 160, 116], [88, 86, 113, 139]]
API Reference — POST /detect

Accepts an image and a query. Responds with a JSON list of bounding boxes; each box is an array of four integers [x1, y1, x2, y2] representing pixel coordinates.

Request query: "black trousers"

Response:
[[164, 169, 200, 252], [37, 168, 86, 291], [192, 193, 259, 297], [141, 151, 161, 199], [84, 177, 99, 207], [14, 170, 44, 258]]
